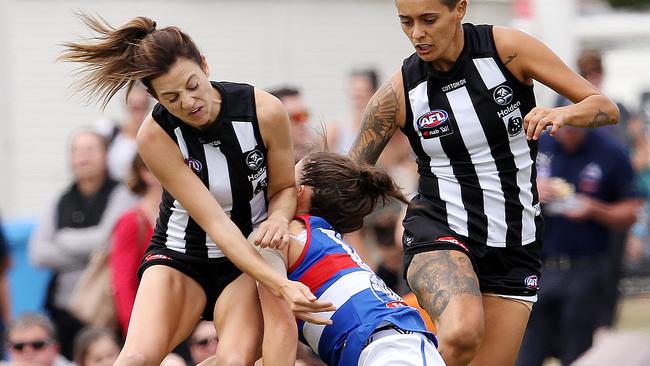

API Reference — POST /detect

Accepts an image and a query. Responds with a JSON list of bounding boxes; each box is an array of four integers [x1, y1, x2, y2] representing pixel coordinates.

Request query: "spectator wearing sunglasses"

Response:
[[188, 320, 218, 364], [5, 313, 72, 366], [269, 86, 317, 163]]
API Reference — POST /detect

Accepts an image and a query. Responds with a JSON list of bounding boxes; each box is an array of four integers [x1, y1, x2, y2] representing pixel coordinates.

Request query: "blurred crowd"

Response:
[[0, 48, 649, 366]]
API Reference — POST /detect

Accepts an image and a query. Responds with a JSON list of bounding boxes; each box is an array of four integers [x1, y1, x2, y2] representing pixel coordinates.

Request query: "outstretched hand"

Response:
[[255, 216, 291, 249], [278, 280, 336, 325], [524, 106, 567, 140]]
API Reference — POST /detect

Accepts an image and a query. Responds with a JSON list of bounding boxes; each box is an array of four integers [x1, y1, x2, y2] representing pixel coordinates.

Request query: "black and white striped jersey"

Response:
[[150, 81, 268, 258], [401, 23, 542, 248]]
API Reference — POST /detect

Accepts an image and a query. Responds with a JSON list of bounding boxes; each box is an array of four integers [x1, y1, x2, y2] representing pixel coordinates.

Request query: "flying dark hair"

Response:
[[59, 13, 202, 107], [299, 152, 407, 233]]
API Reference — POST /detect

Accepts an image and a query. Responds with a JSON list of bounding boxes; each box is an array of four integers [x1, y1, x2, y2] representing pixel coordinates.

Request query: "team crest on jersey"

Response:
[[185, 157, 203, 173], [416, 109, 453, 139], [507, 115, 524, 137], [403, 232, 414, 247], [246, 149, 264, 170], [493, 85, 514, 106]]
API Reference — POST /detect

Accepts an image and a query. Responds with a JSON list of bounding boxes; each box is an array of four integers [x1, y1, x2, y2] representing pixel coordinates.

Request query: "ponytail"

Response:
[[358, 165, 407, 206], [60, 12, 202, 108]]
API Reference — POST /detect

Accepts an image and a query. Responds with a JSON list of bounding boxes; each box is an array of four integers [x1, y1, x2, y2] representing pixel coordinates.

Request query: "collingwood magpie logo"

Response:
[[185, 157, 203, 173], [493, 85, 513, 106], [246, 149, 264, 170], [508, 116, 523, 137]]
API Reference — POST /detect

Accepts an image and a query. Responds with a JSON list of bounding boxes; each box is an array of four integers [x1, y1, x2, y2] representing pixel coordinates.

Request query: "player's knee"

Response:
[[440, 323, 483, 363], [113, 351, 150, 366], [214, 352, 255, 366]]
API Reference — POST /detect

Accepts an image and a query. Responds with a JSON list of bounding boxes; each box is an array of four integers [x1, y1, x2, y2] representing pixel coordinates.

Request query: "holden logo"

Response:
[[246, 149, 264, 170], [493, 85, 513, 106]]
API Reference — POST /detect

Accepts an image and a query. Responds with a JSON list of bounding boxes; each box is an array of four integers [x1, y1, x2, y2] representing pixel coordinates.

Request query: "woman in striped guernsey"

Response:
[[60, 14, 334, 366], [349, 1, 620, 365]]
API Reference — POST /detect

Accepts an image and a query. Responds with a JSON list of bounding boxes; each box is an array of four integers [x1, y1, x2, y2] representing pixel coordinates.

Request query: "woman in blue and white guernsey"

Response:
[[256, 152, 446, 366]]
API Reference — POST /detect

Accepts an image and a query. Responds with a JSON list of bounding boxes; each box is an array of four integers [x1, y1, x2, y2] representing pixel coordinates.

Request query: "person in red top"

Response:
[[109, 154, 161, 339]]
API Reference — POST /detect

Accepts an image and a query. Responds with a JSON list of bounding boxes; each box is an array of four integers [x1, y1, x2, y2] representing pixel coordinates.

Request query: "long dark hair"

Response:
[[59, 13, 202, 107], [299, 152, 407, 233]]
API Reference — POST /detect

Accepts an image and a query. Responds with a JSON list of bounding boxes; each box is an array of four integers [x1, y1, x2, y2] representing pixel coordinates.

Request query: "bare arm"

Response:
[[138, 115, 334, 320], [348, 71, 405, 165], [253, 89, 297, 249], [494, 26, 620, 140]]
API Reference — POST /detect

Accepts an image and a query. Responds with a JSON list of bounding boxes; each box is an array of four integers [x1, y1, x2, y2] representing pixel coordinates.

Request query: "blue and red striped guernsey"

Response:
[[288, 214, 434, 366]]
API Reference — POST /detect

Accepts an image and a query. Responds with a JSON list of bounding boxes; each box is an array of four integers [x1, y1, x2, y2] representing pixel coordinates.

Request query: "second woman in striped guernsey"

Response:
[[60, 14, 334, 366], [349, 1, 621, 365]]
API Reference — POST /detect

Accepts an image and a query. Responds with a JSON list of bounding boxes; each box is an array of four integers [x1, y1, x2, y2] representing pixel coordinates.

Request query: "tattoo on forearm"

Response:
[[588, 109, 613, 128], [503, 52, 518, 66], [407, 251, 480, 319], [349, 80, 400, 165]]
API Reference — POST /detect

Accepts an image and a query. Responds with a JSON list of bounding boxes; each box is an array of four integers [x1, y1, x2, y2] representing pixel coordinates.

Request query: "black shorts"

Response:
[[137, 246, 243, 320], [402, 195, 542, 300]]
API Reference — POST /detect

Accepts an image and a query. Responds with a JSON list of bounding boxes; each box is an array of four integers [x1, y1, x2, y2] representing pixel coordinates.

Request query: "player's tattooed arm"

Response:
[[348, 77, 401, 166], [407, 251, 481, 318], [503, 52, 518, 66], [588, 109, 614, 128]]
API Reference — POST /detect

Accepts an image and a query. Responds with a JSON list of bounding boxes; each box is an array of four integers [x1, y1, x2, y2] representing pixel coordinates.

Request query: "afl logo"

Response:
[[246, 149, 264, 170], [524, 275, 538, 290], [417, 109, 448, 129], [416, 109, 453, 139], [493, 85, 513, 106], [185, 157, 203, 173]]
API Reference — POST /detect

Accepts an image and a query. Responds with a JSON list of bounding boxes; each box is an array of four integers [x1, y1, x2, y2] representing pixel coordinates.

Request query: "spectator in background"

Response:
[[73, 327, 121, 366], [517, 126, 641, 366], [0, 217, 10, 361], [328, 68, 380, 154], [96, 84, 153, 181], [5, 312, 73, 366], [188, 321, 217, 364], [269, 86, 318, 162], [29, 129, 137, 358], [109, 154, 161, 340], [555, 48, 649, 331]]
